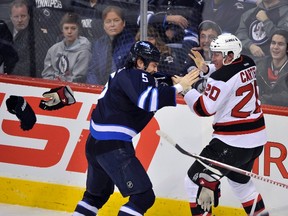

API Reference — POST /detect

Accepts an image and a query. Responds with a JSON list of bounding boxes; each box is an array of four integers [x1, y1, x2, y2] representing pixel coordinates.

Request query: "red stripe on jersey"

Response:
[[193, 96, 214, 117]]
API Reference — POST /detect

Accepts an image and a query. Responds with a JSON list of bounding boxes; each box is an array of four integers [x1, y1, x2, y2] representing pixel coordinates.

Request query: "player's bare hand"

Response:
[[188, 50, 208, 73], [171, 75, 182, 85], [179, 69, 200, 91]]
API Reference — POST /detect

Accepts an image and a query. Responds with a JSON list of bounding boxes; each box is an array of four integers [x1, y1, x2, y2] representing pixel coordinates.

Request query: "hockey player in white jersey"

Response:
[[71, 40, 199, 216], [183, 33, 269, 216]]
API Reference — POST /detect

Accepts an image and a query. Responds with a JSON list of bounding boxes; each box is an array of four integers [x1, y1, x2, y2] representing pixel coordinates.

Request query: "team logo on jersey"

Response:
[[249, 20, 268, 45], [42, 8, 51, 17], [56, 54, 70, 77]]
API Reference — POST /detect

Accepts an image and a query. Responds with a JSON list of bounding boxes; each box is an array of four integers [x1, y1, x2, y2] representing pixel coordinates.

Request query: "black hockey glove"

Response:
[[192, 77, 207, 93], [39, 86, 76, 110], [6, 95, 37, 131], [153, 72, 173, 86]]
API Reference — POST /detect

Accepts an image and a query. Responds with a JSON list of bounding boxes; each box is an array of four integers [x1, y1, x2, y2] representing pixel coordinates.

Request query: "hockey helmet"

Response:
[[210, 33, 242, 64], [125, 41, 161, 69]]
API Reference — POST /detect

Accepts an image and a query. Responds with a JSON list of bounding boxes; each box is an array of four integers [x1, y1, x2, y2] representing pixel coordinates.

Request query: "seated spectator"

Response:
[[29, 0, 70, 42], [102, 0, 141, 36], [42, 12, 91, 83], [192, 20, 222, 63], [202, 0, 255, 35], [135, 25, 180, 76], [0, 19, 19, 74], [71, 0, 107, 41], [236, 0, 288, 59], [8, 0, 37, 77], [181, 20, 221, 74], [86, 5, 135, 85], [256, 29, 288, 106], [136, 0, 203, 62], [28, 0, 73, 77]]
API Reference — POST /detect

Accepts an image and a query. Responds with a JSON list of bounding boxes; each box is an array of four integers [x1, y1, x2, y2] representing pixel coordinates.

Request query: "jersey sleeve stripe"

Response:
[[149, 88, 158, 111], [193, 96, 213, 117]]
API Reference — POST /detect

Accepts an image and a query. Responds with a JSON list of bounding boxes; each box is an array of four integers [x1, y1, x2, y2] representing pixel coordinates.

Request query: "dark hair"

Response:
[[135, 25, 171, 55], [60, 12, 81, 28], [271, 29, 288, 53], [198, 20, 222, 36], [102, 5, 125, 21]]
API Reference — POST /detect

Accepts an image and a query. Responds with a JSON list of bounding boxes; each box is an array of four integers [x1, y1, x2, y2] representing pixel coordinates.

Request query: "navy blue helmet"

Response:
[[125, 41, 160, 69]]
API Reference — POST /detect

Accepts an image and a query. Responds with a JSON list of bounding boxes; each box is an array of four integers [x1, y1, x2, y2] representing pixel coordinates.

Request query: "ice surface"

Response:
[[0, 203, 71, 216]]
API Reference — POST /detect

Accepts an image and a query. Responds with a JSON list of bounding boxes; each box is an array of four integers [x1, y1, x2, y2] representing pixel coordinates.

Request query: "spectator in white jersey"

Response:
[[72, 40, 200, 216], [183, 33, 269, 216]]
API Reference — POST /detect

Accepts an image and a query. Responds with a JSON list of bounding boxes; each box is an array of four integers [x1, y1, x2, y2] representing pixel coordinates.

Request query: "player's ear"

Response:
[[225, 52, 234, 64]]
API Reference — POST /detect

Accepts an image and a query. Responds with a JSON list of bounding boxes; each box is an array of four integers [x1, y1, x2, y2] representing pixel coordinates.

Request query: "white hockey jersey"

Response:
[[184, 55, 267, 148]]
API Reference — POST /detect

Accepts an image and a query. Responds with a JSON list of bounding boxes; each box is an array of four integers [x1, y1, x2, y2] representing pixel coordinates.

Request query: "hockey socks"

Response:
[[118, 205, 143, 216], [72, 201, 98, 216], [242, 194, 269, 216]]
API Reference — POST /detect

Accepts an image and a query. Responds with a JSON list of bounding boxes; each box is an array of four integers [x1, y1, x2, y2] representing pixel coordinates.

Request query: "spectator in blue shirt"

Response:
[[86, 5, 135, 85]]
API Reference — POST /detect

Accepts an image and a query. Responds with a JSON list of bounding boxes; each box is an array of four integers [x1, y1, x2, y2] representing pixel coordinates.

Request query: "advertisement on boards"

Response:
[[0, 77, 288, 214]]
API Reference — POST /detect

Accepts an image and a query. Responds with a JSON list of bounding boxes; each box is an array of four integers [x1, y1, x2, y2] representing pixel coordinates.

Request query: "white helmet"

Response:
[[210, 33, 242, 64]]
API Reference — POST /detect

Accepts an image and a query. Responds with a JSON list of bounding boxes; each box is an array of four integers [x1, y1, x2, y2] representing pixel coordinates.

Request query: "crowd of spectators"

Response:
[[0, 0, 288, 107]]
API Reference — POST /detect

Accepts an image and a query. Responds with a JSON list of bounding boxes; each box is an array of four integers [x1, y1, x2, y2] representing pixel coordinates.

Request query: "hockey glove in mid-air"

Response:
[[153, 72, 173, 86], [39, 85, 76, 110], [194, 172, 221, 212], [6, 95, 37, 130]]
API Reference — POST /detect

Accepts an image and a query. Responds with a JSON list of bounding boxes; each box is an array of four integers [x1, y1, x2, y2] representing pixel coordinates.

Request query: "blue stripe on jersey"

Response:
[[90, 120, 137, 141], [150, 88, 158, 111], [138, 86, 152, 109], [138, 86, 159, 112]]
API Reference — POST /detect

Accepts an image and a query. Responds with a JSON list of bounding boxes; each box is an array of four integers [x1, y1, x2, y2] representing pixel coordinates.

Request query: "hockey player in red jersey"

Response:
[[183, 33, 269, 216]]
